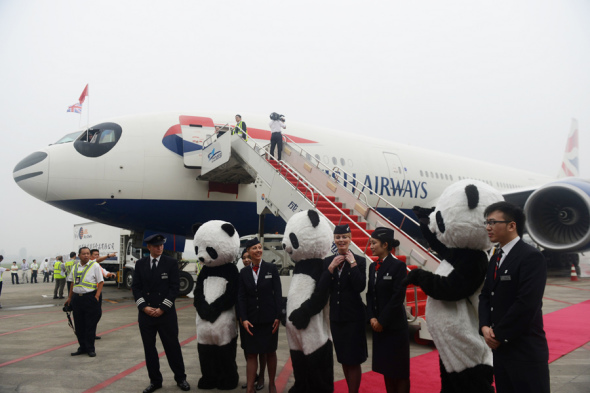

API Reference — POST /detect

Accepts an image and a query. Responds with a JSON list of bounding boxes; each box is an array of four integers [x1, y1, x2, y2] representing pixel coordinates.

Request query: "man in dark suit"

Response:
[[479, 202, 549, 393], [132, 234, 190, 393]]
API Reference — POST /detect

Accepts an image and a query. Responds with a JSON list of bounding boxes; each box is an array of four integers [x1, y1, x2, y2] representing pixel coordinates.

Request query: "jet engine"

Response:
[[524, 179, 590, 252]]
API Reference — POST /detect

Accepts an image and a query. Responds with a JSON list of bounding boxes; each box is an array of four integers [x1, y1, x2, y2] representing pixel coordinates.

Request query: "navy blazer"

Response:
[[322, 252, 367, 322], [132, 254, 180, 313], [366, 254, 408, 331], [238, 261, 282, 324], [479, 239, 549, 361]]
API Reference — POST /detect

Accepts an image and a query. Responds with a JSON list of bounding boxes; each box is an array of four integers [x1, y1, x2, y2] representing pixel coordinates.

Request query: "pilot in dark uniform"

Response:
[[132, 234, 190, 393], [322, 224, 367, 393]]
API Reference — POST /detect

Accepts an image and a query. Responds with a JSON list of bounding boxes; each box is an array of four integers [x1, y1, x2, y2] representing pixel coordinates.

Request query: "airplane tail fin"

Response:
[[557, 118, 579, 178]]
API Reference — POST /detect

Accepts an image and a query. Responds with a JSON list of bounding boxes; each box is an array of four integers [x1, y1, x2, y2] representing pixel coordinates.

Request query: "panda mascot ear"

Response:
[[465, 184, 479, 209], [221, 223, 236, 237], [192, 222, 203, 236], [307, 210, 320, 228]]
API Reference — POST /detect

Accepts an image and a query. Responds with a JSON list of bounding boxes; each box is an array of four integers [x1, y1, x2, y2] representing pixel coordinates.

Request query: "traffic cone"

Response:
[[570, 265, 579, 281]]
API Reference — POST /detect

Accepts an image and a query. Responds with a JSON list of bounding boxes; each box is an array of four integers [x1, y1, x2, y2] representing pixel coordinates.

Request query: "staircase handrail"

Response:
[[282, 135, 421, 232]]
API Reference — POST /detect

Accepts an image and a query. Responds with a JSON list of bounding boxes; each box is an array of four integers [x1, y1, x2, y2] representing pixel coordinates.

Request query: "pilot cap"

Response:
[[144, 234, 167, 246], [334, 224, 351, 235], [244, 237, 261, 249], [371, 227, 395, 243]]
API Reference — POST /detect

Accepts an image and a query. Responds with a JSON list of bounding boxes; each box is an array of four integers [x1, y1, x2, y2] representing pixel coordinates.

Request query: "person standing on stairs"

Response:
[[269, 114, 286, 161]]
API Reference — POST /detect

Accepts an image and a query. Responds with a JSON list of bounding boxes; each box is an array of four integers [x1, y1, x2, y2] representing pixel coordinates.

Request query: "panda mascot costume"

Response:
[[282, 210, 334, 393], [404, 180, 503, 393], [192, 220, 240, 390]]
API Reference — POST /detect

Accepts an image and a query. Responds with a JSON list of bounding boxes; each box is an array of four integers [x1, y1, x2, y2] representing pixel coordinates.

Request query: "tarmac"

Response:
[[0, 270, 589, 393]]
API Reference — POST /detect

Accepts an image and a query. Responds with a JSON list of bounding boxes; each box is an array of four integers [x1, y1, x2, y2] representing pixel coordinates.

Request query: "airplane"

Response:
[[12, 112, 589, 264]]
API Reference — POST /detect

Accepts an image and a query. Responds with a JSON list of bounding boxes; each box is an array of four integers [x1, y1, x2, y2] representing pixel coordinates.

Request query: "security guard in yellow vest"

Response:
[[233, 114, 248, 141], [65, 252, 76, 293], [65, 247, 104, 357], [53, 256, 67, 299]]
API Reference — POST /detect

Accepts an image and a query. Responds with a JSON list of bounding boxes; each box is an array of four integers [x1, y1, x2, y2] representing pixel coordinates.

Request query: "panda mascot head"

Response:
[[192, 220, 239, 267], [428, 179, 504, 251], [282, 210, 333, 262]]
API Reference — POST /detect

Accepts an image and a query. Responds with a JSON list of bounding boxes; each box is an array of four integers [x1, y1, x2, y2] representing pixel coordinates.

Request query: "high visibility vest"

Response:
[[65, 259, 76, 276], [31, 263, 39, 270], [234, 121, 248, 141], [11, 265, 19, 273], [53, 261, 65, 279], [73, 261, 98, 290]]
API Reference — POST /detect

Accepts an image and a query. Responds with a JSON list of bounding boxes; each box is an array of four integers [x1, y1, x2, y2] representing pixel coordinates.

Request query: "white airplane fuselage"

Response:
[[16, 112, 587, 252]]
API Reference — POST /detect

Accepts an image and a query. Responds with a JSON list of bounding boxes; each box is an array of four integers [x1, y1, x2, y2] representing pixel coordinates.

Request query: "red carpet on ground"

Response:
[[334, 299, 590, 393]]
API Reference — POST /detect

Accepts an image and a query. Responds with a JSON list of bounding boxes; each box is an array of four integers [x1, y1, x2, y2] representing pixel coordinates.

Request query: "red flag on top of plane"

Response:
[[79, 84, 89, 105]]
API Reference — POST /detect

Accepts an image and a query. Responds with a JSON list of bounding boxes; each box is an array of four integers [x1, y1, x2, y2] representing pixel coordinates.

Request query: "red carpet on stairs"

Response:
[[333, 299, 590, 393]]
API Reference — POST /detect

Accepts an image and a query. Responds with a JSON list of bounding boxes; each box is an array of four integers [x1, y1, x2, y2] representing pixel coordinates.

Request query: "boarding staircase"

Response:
[[198, 131, 440, 340]]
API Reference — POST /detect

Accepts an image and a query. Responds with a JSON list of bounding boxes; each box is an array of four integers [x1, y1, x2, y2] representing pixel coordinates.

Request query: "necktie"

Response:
[[151, 259, 157, 274], [375, 259, 383, 272], [493, 250, 503, 280], [252, 264, 259, 273]]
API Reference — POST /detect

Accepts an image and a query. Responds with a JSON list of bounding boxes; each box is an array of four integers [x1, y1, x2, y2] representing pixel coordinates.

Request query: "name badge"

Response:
[[383, 275, 393, 280], [265, 274, 272, 279], [161, 273, 168, 279], [75, 277, 81, 284], [500, 275, 511, 281]]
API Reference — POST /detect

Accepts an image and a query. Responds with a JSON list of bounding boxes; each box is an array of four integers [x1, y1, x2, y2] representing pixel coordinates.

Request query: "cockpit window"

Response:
[[73, 122, 122, 157], [54, 131, 84, 144]]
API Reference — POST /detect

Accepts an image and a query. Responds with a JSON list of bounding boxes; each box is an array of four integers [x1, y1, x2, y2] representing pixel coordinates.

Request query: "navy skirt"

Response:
[[372, 327, 410, 379], [331, 320, 368, 365], [240, 322, 278, 354]]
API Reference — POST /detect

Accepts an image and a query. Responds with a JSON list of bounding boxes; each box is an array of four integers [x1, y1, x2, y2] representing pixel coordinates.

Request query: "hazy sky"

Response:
[[1, 0, 589, 260]]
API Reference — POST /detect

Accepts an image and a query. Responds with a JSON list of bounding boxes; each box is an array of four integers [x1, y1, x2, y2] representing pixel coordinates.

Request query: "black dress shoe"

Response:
[[177, 380, 190, 391], [71, 350, 86, 356], [143, 383, 162, 393], [87, 351, 96, 357]]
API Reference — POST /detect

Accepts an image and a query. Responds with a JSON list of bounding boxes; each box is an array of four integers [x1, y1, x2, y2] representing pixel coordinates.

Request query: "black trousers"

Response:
[[270, 133, 283, 160], [493, 353, 550, 393], [43, 272, 50, 282], [31, 271, 38, 283], [289, 340, 334, 393], [138, 310, 186, 384], [11, 273, 19, 284], [72, 292, 101, 353]]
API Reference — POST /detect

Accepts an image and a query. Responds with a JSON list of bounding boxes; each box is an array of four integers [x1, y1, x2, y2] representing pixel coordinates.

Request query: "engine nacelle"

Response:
[[524, 179, 590, 252]]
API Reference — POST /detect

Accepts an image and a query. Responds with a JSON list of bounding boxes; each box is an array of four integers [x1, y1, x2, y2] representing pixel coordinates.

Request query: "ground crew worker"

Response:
[[65, 252, 76, 293], [42, 259, 50, 282], [64, 247, 104, 358], [0, 255, 5, 308], [132, 234, 190, 393], [30, 259, 39, 283], [21, 259, 29, 283], [53, 256, 66, 299], [234, 114, 248, 141], [11, 261, 19, 284]]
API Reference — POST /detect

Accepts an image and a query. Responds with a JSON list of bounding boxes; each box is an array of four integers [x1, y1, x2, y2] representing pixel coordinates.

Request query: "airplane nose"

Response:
[[13, 151, 49, 201]]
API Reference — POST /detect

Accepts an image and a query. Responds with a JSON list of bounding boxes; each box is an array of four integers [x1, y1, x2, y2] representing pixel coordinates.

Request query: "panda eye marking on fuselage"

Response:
[[436, 211, 446, 233], [206, 247, 218, 260], [194, 246, 199, 255], [289, 233, 299, 250]]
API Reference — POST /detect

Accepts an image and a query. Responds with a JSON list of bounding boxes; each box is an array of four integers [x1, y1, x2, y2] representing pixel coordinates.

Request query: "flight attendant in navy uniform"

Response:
[[238, 237, 282, 393], [366, 227, 410, 393], [132, 234, 190, 393], [322, 224, 367, 393]]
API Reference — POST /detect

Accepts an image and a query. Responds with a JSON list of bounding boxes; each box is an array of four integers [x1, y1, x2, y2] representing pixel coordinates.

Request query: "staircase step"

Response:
[[406, 287, 428, 302], [318, 207, 353, 216], [316, 200, 344, 209]]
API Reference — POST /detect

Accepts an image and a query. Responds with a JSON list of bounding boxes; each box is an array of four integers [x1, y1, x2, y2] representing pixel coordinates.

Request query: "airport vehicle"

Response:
[[73, 221, 194, 295]]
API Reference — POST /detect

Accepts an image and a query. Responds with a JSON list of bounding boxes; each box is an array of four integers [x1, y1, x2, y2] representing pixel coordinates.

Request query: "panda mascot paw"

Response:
[[283, 210, 335, 393], [412, 181, 502, 393], [192, 220, 240, 391]]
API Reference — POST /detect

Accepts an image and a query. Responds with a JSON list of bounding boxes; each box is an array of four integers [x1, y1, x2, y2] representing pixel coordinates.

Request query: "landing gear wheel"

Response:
[[178, 271, 194, 296]]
